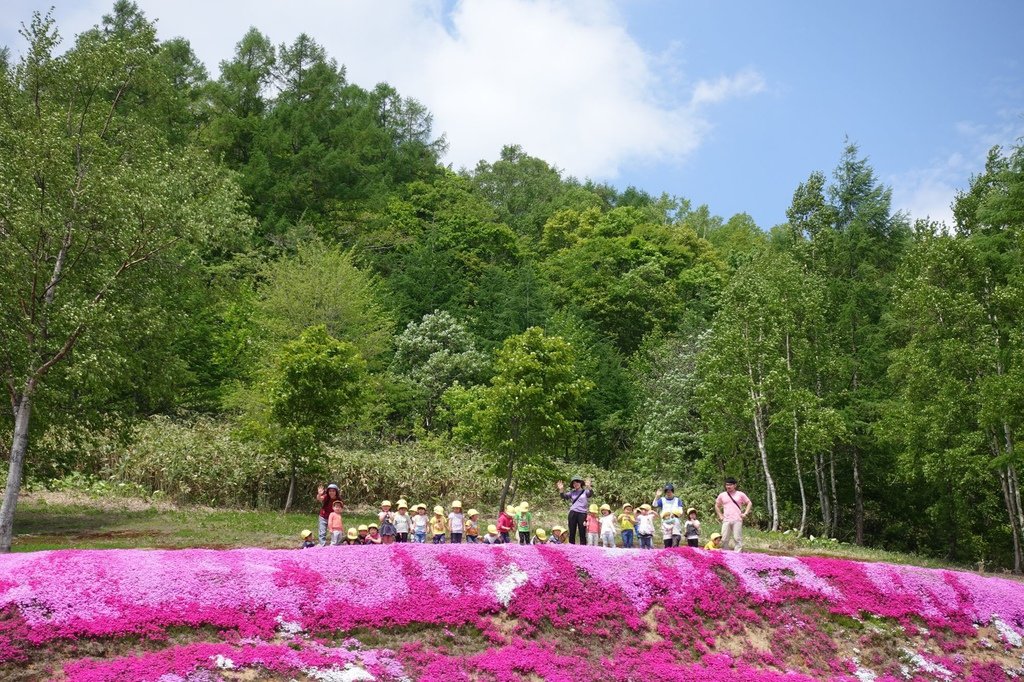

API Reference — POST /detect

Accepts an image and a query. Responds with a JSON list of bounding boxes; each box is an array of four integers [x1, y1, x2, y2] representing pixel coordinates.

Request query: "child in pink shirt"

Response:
[[586, 504, 600, 546], [328, 500, 345, 545]]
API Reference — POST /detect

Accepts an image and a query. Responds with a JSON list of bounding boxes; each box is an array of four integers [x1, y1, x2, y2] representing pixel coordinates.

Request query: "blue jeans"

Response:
[[318, 516, 329, 546], [621, 529, 634, 548], [639, 534, 653, 550], [432, 534, 446, 544], [466, 535, 478, 543], [414, 532, 426, 543], [450, 533, 463, 544], [500, 532, 510, 544]]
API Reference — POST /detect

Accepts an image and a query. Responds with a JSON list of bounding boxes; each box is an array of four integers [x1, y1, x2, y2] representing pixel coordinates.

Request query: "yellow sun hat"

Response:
[[451, 500, 462, 509], [672, 508, 683, 517], [381, 500, 392, 508], [640, 503, 652, 511], [357, 524, 368, 532], [588, 504, 599, 514], [710, 532, 722, 541], [535, 528, 547, 540], [600, 503, 611, 512], [347, 528, 358, 539], [687, 507, 697, 516], [622, 503, 633, 510], [416, 503, 427, 511], [397, 499, 408, 509], [551, 526, 564, 534], [505, 505, 516, 514], [467, 508, 479, 517], [433, 505, 444, 515], [519, 502, 530, 512], [487, 524, 498, 534], [368, 522, 378, 529], [300, 529, 312, 539], [661, 511, 672, 519]]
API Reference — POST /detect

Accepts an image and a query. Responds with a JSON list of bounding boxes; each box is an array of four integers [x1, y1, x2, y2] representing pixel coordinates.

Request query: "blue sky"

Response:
[[3, 0, 1022, 228]]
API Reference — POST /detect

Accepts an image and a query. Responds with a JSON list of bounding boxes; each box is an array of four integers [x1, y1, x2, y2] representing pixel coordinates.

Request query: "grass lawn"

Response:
[[9, 491, 993, 575]]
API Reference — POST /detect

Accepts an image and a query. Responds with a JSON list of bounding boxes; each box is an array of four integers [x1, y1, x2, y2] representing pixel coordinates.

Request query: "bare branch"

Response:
[[100, 65, 135, 140]]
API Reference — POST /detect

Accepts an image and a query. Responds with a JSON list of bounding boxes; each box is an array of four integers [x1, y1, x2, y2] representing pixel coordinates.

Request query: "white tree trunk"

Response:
[[0, 391, 34, 553], [751, 391, 778, 531]]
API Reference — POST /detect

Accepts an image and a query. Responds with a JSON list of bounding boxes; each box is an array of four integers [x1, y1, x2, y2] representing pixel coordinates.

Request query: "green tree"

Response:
[[697, 250, 828, 531], [391, 310, 488, 431], [0, 12, 250, 551], [469, 144, 567, 241], [257, 240, 393, 364], [445, 327, 591, 510], [268, 326, 366, 511]]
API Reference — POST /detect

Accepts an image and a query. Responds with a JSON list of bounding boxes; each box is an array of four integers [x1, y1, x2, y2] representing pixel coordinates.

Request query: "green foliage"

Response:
[[391, 311, 489, 431], [257, 240, 393, 363], [270, 325, 367, 437], [107, 416, 286, 507], [543, 209, 725, 354], [445, 328, 592, 503]]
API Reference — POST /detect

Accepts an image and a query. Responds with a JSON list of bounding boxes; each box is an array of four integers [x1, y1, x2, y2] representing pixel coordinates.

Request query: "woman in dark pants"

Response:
[[556, 476, 593, 544]]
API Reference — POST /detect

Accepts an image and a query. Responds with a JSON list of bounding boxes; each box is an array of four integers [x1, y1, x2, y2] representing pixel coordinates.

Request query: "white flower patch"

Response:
[[995, 617, 1024, 647], [853, 665, 877, 681], [305, 665, 375, 681], [851, 654, 876, 681], [212, 654, 235, 669], [493, 564, 529, 607], [901, 648, 952, 680], [276, 613, 305, 635]]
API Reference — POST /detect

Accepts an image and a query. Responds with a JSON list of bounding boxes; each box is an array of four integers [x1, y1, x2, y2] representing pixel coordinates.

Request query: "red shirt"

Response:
[[320, 494, 341, 519]]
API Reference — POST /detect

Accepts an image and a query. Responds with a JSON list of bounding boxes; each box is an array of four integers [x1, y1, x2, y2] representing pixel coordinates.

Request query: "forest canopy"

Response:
[[1, 3, 1023, 569]]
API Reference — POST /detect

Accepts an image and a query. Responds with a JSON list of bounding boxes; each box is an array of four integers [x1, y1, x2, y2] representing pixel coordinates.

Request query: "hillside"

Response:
[[2, 544, 1023, 681]]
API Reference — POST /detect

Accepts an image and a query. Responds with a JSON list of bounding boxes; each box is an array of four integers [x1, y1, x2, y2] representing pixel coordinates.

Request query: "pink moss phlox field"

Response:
[[3, 544, 1024, 679]]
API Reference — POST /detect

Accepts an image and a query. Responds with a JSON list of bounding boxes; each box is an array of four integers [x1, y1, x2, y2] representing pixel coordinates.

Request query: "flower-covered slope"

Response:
[[2, 545, 1023, 681]]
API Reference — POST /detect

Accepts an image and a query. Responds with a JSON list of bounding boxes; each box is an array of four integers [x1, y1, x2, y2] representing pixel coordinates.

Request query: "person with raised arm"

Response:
[[556, 475, 594, 545]]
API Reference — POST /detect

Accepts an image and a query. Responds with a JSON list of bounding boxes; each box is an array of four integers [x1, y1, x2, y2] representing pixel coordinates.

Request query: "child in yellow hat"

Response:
[[705, 532, 723, 550], [636, 504, 655, 550], [378, 500, 396, 545], [431, 506, 447, 544], [412, 504, 428, 543], [618, 504, 636, 549], [660, 510, 679, 548], [516, 502, 533, 545], [482, 524, 502, 544], [393, 500, 411, 543], [532, 528, 548, 545], [586, 503, 600, 546], [465, 509, 480, 543], [448, 501, 465, 544], [599, 503, 617, 548], [684, 508, 701, 548], [343, 528, 360, 545], [300, 529, 315, 549]]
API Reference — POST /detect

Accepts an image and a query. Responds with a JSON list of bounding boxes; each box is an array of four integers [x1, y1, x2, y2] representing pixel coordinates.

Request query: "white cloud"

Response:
[[891, 117, 1024, 228], [4, 0, 763, 180], [690, 69, 766, 107]]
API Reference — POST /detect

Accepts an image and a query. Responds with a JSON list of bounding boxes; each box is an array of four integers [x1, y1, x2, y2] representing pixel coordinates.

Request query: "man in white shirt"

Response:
[[715, 478, 752, 552]]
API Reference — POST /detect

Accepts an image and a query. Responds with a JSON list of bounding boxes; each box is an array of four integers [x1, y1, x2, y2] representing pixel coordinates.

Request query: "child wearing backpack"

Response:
[[599, 504, 617, 548], [516, 503, 533, 545], [497, 506, 515, 544], [684, 507, 701, 548]]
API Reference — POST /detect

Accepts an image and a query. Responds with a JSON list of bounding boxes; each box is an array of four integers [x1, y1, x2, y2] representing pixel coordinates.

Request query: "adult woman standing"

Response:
[[316, 483, 341, 547], [556, 476, 593, 544]]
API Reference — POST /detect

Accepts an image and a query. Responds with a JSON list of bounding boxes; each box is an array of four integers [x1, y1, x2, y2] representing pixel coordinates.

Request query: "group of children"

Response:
[[310, 484, 723, 549]]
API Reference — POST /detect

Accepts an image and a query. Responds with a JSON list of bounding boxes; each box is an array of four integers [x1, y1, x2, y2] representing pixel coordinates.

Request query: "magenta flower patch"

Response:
[[1, 545, 1023, 680]]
